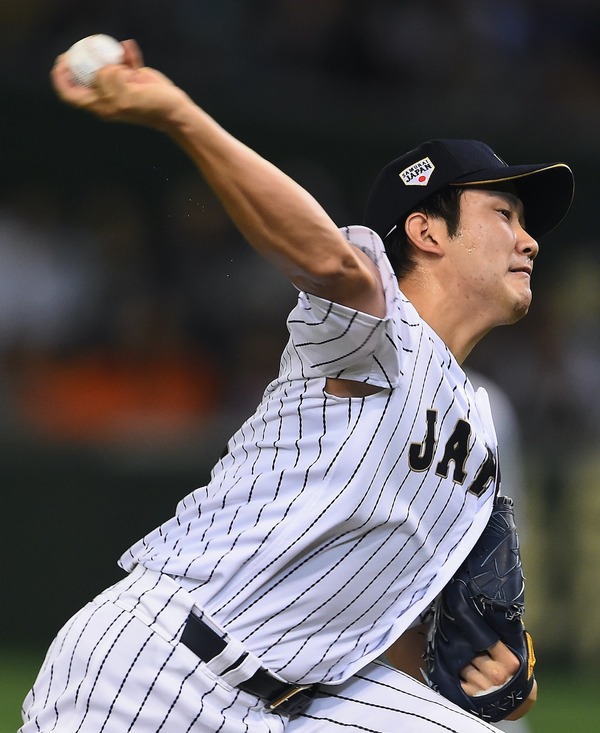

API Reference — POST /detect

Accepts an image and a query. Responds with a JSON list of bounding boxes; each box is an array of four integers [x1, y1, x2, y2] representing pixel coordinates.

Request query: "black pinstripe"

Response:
[[288, 661, 499, 733]]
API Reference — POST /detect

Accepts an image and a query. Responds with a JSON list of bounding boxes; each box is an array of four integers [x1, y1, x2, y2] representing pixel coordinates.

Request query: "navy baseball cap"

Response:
[[364, 139, 574, 240]]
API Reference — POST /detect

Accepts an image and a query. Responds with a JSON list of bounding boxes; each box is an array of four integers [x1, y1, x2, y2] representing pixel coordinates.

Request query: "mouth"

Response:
[[509, 264, 532, 277]]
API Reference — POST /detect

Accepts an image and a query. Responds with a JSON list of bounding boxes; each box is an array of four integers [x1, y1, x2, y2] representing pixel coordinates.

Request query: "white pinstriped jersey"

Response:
[[120, 225, 499, 687]]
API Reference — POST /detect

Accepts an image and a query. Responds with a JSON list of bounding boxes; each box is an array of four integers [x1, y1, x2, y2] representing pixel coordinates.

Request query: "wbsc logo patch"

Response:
[[400, 157, 435, 186]]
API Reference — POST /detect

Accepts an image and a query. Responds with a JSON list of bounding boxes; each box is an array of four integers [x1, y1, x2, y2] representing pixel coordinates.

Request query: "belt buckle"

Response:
[[268, 684, 314, 714]]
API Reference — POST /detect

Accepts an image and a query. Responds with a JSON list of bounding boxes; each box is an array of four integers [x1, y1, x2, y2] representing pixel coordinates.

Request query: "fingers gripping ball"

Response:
[[65, 34, 124, 87], [424, 496, 536, 722]]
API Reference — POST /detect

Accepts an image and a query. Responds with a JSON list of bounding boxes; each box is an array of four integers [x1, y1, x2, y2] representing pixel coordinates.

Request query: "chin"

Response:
[[507, 297, 532, 324]]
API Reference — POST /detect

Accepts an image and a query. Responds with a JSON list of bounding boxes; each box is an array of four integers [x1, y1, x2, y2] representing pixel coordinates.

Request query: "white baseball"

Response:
[[65, 34, 124, 87]]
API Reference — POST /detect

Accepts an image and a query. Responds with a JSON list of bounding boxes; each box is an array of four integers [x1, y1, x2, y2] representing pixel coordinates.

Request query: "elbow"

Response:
[[294, 252, 373, 293], [286, 242, 384, 315]]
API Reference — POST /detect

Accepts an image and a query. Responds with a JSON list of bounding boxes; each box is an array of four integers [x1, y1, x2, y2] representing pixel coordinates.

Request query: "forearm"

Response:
[[385, 624, 428, 681]]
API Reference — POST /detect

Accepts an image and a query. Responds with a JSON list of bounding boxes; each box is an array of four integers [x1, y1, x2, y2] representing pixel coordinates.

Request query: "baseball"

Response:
[[65, 34, 124, 87]]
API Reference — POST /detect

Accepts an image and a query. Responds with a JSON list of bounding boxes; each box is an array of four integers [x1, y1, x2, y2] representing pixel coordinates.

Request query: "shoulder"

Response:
[[339, 225, 400, 311], [339, 225, 388, 267]]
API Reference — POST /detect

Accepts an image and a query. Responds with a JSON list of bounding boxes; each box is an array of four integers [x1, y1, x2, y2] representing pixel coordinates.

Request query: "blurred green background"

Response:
[[3, 2, 600, 731]]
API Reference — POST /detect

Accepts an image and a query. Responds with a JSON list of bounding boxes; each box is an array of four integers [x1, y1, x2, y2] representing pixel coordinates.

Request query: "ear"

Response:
[[405, 212, 446, 258]]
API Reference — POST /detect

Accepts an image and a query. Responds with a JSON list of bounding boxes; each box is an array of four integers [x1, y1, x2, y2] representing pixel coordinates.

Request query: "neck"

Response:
[[399, 277, 493, 364]]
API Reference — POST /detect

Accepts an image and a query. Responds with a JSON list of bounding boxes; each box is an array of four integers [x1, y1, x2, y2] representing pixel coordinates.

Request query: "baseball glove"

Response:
[[424, 495, 536, 722]]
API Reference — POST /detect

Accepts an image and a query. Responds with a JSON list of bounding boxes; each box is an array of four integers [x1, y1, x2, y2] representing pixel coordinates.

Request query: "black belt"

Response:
[[180, 612, 316, 715]]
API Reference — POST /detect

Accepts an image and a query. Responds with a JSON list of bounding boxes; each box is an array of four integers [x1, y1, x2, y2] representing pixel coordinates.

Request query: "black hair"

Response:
[[383, 185, 465, 279]]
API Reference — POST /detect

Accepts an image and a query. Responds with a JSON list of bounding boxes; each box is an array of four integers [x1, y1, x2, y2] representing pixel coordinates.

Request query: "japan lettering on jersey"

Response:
[[409, 408, 497, 498]]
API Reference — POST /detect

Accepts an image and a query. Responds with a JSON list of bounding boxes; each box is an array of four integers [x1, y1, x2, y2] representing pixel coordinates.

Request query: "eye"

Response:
[[498, 208, 512, 220]]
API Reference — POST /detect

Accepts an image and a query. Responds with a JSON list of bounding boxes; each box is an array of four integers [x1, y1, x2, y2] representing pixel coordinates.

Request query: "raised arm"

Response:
[[51, 39, 385, 316]]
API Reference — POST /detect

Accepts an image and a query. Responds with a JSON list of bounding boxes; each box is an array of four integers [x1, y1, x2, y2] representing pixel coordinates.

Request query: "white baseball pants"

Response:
[[20, 566, 513, 733]]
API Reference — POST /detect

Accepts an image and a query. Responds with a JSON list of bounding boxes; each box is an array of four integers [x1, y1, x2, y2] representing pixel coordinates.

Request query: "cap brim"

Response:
[[451, 163, 574, 238]]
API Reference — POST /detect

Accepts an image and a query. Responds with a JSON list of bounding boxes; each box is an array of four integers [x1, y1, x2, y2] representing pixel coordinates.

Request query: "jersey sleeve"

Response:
[[286, 225, 404, 388]]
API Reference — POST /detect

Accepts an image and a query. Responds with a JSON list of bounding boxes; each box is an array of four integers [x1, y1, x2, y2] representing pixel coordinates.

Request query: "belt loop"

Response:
[[181, 612, 256, 679], [180, 612, 316, 715], [221, 651, 262, 688]]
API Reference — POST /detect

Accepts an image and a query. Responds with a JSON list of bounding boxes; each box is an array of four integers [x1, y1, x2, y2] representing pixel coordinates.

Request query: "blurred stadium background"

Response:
[[2, 1, 600, 729]]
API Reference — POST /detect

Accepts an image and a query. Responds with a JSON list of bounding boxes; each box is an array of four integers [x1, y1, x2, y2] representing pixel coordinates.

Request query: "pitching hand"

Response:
[[51, 39, 193, 131]]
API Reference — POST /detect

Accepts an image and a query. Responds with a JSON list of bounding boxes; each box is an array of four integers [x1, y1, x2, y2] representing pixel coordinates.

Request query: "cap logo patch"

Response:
[[400, 157, 435, 186]]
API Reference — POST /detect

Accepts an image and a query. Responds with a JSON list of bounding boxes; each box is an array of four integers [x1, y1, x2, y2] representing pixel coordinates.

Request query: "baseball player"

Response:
[[20, 39, 574, 733]]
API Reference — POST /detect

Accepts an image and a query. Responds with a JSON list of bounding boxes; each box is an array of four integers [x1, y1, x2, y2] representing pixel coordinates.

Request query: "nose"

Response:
[[518, 225, 539, 260]]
